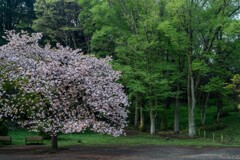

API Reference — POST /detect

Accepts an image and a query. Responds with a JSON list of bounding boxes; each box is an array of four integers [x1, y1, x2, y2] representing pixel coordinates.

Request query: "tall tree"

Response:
[[89, 0, 177, 134], [166, 0, 240, 137], [34, 0, 87, 50]]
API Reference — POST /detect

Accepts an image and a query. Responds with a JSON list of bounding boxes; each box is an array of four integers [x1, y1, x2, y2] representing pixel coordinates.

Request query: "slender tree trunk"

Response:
[[51, 135, 58, 150], [150, 108, 155, 135], [201, 93, 210, 126], [187, 3, 196, 137], [174, 82, 180, 133], [71, 32, 77, 49], [216, 94, 223, 123], [64, 33, 68, 47], [84, 36, 91, 53], [139, 107, 144, 131], [216, 109, 221, 122], [234, 93, 239, 111], [200, 109, 205, 126], [188, 76, 196, 138], [134, 100, 139, 127], [187, 50, 196, 138], [174, 40, 183, 134]]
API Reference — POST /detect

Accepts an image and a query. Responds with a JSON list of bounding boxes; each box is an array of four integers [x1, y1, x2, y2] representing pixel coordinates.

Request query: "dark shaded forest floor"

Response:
[[0, 145, 240, 160]]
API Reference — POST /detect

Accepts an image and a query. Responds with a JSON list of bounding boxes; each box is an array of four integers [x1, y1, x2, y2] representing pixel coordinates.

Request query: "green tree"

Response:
[[165, 0, 240, 137], [34, 0, 86, 49], [0, 0, 35, 45], [89, 0, 178, 134]]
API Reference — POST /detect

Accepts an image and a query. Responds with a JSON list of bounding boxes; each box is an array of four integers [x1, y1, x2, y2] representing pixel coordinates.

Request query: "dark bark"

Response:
[[174, 82, 180, 134], [187, 30, 196, 138], [201, 93, 210, 126], [186, 1, 196, 138], [216, 94, 223, 122], [71, 32, 77, 49], [150, 109, 156, 135], [139, 107, 144, 131], [134, 100, 139, 127], [51, 135, 58, 150], [188, 75, 196, 138]]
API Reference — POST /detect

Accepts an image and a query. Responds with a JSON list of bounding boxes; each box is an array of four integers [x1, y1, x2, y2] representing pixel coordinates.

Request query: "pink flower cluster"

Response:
[[0, 30, 129, 136]]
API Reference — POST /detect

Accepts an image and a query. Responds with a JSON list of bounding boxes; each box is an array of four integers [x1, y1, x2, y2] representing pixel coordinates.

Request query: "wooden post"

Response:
[[198, 129, 200, 137], [204, 130, 206, 139]]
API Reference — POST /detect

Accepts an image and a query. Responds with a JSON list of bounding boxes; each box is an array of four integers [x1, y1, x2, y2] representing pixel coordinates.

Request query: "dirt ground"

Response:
[[1, 145, 240, 160]]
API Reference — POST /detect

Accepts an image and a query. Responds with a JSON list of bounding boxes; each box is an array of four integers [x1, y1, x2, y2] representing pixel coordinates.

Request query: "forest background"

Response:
[[0, 0, 240, 139]]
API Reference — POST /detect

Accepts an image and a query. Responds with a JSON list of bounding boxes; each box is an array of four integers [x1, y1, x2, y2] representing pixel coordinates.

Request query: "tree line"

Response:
[[0, 0, 240, 138]]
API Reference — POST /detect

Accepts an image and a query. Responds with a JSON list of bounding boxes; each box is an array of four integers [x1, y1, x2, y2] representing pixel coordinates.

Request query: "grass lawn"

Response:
[[5, 129, 235, 148], [2, 105, 240, 148]]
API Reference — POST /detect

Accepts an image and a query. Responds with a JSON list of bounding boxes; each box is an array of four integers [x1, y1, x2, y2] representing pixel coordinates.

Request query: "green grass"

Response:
[[3, 104, 240, 148], [5, 129, 234, 148], [212, 111, 240, 144]]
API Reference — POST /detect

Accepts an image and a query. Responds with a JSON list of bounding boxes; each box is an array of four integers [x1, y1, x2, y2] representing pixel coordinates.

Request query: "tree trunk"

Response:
[[216, 109, 221, 122], [150, 108, 155, 135], [134, 101, 139, 127], [84, 36, 91, 54], [188, 76, 196, 138], [216, 94, 223, 123], [51, 135, 58, 150], [187, 47, 196, 138], [71, 32, 77, 49], [139, 107, 144, 131], [185, 0, 196, 138], [174, 82, 180, 133], [234, 93, 239, 111], [201, 93, 210, 126]]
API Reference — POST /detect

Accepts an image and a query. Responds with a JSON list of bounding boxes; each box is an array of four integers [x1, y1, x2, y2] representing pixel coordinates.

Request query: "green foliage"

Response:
[[227, 74, 240, 108], [0, 0, 239, 137], [224, 20, 240, 36], [33, 0, 84, 49], [76, 0, 240, 134], [0, 0, 35, 45], [91, 26, 118, 57], [192, 60, 210, 75], [202, 77, 226, 94]]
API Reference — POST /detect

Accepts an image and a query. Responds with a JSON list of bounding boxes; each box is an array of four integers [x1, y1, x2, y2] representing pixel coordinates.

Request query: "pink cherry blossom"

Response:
[[0, 30, 129, 136]]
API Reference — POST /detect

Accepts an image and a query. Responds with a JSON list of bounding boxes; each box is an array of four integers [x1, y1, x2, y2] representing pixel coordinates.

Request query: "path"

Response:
[[0, 145, 240, 160]]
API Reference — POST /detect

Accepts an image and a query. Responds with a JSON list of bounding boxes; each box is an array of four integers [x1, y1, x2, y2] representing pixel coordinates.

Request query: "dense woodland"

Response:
[[0, 0, 240, 139]]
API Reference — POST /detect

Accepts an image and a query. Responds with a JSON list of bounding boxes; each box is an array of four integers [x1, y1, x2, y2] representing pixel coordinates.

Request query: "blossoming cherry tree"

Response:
[[0, 31, 129, 149]]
